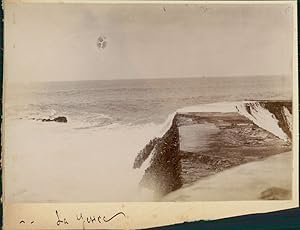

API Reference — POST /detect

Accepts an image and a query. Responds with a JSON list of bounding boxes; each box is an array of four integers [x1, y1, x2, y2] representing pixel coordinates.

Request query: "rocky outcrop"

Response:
[[133, 100, 292, 198], [259, 187, 291, 200], [39, 116, 68, 123]]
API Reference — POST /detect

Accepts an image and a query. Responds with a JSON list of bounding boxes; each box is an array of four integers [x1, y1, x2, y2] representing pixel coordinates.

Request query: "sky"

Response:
[[6, 2, 294, 82]]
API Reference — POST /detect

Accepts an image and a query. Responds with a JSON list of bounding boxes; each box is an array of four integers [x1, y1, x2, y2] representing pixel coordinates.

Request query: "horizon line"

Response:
[[7, 74, 290, 84]]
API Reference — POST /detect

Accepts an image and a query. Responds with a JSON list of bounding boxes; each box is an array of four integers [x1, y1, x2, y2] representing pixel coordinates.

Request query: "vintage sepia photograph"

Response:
[[3, 1, 296, 206]]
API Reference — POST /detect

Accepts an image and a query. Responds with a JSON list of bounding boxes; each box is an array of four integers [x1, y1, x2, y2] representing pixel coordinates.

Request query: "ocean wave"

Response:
[[5, 100, 293, 202], [5, 116, 162, 202]]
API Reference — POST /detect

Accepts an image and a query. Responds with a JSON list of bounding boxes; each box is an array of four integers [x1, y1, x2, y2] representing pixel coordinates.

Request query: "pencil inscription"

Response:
[[19, 210, 126, 228]]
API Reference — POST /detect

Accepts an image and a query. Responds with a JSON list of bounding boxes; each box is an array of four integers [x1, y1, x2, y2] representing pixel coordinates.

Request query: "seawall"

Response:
[[133, 100, 293, 198]]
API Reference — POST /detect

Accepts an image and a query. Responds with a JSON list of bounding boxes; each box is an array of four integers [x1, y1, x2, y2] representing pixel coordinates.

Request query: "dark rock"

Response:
[[53, 116, 68, 123], [41, 116, 67, 123], [259, 187, 291, 200]]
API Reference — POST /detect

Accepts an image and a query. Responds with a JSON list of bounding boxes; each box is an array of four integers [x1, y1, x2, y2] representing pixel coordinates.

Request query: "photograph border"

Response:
[[2, 0, 299, 229]]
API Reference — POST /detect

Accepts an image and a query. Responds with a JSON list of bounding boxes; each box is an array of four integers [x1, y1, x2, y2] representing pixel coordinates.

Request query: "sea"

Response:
[[5, 76, 292, 127], [4, 76, 292, 202]]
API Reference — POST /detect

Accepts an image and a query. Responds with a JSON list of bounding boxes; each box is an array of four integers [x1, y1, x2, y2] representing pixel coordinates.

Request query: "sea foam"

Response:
[[4, 101, 291, 202]]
